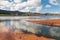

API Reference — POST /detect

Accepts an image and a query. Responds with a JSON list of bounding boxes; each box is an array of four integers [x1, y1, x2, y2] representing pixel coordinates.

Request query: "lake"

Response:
[[0, 16, 60, 26], [0, 16, 60, 39]]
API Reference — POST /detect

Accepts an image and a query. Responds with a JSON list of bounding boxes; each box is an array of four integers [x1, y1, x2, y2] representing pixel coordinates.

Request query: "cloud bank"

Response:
[[0, 0, 60, 13]]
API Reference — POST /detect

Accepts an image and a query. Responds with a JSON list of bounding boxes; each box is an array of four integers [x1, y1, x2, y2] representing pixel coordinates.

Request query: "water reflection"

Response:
[[0, 16, 60, 40], [5, 21, 11, 26], [1, 16, 60, 26]]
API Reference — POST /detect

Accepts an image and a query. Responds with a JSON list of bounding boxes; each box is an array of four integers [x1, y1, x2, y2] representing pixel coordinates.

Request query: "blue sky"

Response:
[[0, 0, 60, 13]]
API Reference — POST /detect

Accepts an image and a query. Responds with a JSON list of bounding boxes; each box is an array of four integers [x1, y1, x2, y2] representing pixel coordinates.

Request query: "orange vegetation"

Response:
[[26, 19, 60, 27]]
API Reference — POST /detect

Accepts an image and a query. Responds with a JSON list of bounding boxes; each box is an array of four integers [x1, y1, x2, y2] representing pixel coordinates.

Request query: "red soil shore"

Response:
[[0, 26, 54, 40], [0, 31, 55, 40], [0, 25, 55, 40], [26, 19, 60, 27]]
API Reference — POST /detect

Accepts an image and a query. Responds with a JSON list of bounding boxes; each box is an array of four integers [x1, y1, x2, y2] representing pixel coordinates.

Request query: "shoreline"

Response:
[[26, 19, 60, 27]]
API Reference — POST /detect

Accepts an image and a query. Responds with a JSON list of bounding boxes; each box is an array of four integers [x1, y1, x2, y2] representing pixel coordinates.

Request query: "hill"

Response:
[[0, 10, 60, 16]]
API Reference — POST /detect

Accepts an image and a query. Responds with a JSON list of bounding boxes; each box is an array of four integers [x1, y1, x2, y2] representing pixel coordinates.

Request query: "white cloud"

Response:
[[0, 0, 12, 10], [49, 12, 60, 14], [18, 0, 42, 12], [20, 7, 30, 12], [0, 0, 42, 12], [45, 4, 51, 8], [26, 0, 41, 7], [10, 2, 27, 11], [0, 1, 11, 6], [14, 0, 22, 3], [49, 0, 59, 5], [0, 0, 60, 13], [36, 6, 42, 13]]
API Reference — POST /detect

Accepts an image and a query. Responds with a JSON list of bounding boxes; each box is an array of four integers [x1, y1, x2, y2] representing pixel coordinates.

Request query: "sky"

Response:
[[0, 0, 60, 13]]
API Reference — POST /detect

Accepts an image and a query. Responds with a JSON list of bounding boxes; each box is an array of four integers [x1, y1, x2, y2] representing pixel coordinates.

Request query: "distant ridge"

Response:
[[0, 10, 32, 16], [0, 10, 60, 16], [0, 10, 24, 15], [0, 10, 41, 16]]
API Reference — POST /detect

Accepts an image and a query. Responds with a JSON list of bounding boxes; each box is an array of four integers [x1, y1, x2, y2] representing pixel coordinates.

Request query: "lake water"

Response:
[[0, 16, 60, 26], [0, 16, 60, 39]]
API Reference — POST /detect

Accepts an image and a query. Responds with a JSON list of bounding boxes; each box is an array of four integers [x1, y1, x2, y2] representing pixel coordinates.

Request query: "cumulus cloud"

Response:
[[0, 0, 42, 12], [49, 0, 59, 6], [0, 1, 10, 6], [26, 0, 41, 7], [14, 0, 22, 3], [47, 11, 60, 14], [0, 0, 60, 13], [2, 0, 11, 5], [20, 7, 30, 12], [36, 6, 42, 13], [45, 4, 51, 8], [0, 1, 11, 9]]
